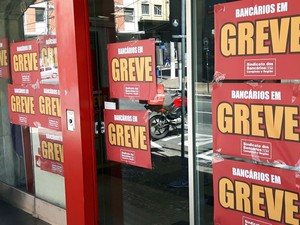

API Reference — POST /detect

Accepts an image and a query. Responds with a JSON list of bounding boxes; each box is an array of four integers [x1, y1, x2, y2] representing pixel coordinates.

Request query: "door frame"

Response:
[[55, 1, 98, 224]]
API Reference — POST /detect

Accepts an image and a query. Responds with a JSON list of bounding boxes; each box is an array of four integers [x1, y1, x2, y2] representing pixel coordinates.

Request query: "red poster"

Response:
[[104, 109, 152, 169], [38, 35, 59, 85], [213, 159, 300, 225], [10, 40, 40, 84], [212, 83, 300, 167], [0, 38, 9, 79], [35, 84, 61, 130], [214, 0, 300, 80], [107, 39, 157, 100], [8, 84, 36, 127], [36, 129, 64, 176]]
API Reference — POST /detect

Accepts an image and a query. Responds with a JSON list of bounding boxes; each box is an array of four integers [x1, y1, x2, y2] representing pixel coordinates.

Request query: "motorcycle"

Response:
[[144, 85, 187, 140]]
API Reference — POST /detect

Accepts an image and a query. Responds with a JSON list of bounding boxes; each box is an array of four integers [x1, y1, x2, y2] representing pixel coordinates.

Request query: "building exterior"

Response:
[[114, 0, 170, 41], [0, 0, 299, 225], [138, 0, 169, 22], [24, 0, 56, 38]]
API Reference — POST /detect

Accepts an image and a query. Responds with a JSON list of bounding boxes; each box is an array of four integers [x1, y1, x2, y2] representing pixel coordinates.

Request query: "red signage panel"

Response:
[[10, 40, 40, 84], [213, 159, 300, 225], [8, 83, 61, 130], [38, 35, 59, 85], [0, 38, 10, 79], [107, 39, 157, 100], [214, 0, 300, 80], [36, 128, 64, 176], [104, 109, 152, 169], [212, 83, 300, 167], [35, 84, 61, 130], [8, 84, 36, 127]]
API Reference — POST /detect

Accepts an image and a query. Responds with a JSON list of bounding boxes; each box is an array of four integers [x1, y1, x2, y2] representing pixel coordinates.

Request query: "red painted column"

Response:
[[55, 1, 98, 225]]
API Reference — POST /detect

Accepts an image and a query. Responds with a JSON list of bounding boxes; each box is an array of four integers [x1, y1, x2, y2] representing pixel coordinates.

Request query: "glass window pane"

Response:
[[190, 0, 215, 224], [154, 5, 162, 15], [124, 8, 134, 22], [0, 6, 34, 192], [190, 0, 237, 224], [90, 0, 189, 224], [0, 0, 65, 209], [35, 8, 45, 22], [142, 4, 149, 15]]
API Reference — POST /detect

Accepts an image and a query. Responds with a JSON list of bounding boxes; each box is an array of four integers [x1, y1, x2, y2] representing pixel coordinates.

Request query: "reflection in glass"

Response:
[[0, 0, 64, 204], [89, 0, 189, 224]]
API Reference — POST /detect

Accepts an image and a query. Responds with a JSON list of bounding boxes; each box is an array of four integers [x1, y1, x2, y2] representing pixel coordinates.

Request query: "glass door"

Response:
[[88, 0, 190, 224]]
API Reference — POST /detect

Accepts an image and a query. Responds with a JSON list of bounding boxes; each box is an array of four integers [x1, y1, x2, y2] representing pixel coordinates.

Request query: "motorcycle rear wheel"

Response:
[[149, 114, 170, 140]]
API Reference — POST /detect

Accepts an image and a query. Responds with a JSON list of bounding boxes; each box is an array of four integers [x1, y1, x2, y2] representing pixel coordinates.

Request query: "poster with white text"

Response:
[[104, 109, 152, 169], [213, 158, 300, 225], [212, 83, 300, 167]]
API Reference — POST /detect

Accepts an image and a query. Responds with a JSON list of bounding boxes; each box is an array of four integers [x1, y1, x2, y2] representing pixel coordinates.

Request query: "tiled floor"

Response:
[[0, 200, 50, 225]]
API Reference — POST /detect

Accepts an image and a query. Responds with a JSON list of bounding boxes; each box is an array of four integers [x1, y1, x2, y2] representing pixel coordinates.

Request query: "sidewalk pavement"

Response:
[[0, 199, 50, 225], [158, 77, 212, 95]]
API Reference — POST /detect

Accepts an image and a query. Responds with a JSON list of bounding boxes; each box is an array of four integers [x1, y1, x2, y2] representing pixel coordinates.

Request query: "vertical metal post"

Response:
[[46, 1, 49, 34], [203, 37, 210, 93], [181, 0, 186, 164], [206, 49, 209, 93], [170, 42, 176, 79], [177, 42, 182, 90]]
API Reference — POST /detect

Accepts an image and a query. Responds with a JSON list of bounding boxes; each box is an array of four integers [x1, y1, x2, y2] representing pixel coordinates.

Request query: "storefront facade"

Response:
[[0, 0, 299, 225]]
